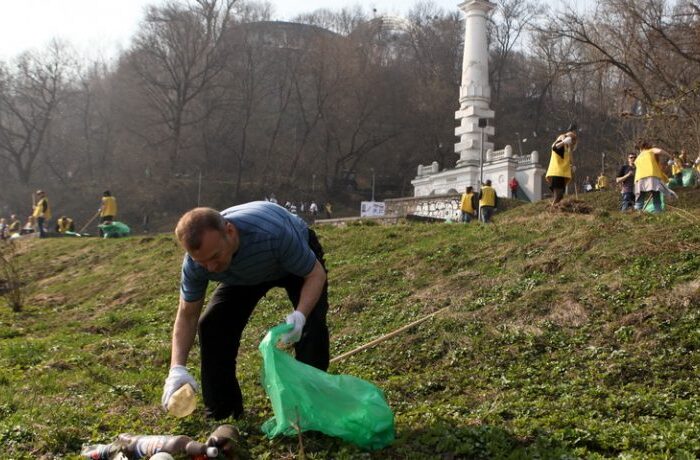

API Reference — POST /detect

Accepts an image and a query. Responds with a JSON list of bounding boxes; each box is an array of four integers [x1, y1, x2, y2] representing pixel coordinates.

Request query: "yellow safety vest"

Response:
[[546, 136, 572, 181], [479, 186, 496, 207], [101, 196, 117, 217], [634, 149, 668, 182], [33, 197, 51, 220], [57, 217, 73, 233], [460, 193, 475, 213], [596, 175, 608, 190], [671, 159, 682, 176]]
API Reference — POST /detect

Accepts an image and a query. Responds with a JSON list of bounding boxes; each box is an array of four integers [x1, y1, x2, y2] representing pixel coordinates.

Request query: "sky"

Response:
[[0, 0, 593, 61]]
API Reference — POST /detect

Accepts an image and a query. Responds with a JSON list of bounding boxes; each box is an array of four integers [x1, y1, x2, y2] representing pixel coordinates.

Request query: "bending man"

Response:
[[162, 202, 330, 420]]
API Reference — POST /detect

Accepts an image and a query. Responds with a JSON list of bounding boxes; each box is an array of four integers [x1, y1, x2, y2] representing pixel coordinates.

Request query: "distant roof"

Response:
[[351, 16, 414, 37], [239, 20, 340, 38]]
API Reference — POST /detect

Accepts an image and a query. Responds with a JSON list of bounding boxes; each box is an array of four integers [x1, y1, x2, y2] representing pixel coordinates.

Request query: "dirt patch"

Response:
[[547, 299, 589, 327], [617, 309, 653, 327], [31, 293, 67, 305], [552, 199, 594, 214]]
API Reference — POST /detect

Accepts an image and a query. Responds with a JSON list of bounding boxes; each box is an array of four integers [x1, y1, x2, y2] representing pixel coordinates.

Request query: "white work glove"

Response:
[[161, 365, 198, 411], [282, 310, 306, 344]]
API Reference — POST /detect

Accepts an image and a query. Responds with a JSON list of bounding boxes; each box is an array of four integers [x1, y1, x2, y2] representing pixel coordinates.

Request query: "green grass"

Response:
[[0, 188, 699, 459]]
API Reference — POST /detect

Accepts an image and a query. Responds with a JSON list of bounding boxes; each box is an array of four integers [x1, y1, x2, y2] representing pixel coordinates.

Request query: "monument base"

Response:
[[412, 146, 545, 204]]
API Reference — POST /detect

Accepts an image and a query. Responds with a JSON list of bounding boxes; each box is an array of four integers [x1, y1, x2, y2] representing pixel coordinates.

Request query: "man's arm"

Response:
[[170, 296, 204, 367], [295, 260, 326, 318], [651, 147, 672, 159]]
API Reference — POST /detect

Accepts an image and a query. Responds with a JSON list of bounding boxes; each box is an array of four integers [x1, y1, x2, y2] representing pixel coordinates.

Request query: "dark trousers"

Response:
[[37, 217, 46, 238], [480, 206, 495, 223], [620, 192, 635, 211], [198, 230, 329, 420]]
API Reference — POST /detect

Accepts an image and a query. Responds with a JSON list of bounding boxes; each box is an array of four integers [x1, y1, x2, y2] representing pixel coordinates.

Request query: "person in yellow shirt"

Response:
[[8, 215, 20, 236], [21, 216, 35, 235], [546, 126, 577, 205], [478, 180, 498, 223], [55, 216, 75, 234], [459, 186, 477, 223], [32, 190, 51, 238], [669, 153, 683, 185], [595, 173, 608, 191], [99, 190, 118, 223], [634, 140, 675, 213]]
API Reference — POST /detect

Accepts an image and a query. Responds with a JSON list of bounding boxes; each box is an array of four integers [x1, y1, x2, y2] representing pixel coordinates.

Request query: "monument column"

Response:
[[454, 0, 495, 169]]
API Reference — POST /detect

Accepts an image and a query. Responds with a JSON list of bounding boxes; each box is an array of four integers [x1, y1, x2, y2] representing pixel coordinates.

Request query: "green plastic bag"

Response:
[[682, 168, 696, 187], [259, 324, 395, 450], [98, 221, 130, 238], [642, 192, 665, 213]]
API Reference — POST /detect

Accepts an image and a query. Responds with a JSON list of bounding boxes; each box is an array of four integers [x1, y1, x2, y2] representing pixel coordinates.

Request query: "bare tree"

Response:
[[128, 0, 235, 172], [0, 41, 73, 184], [490, 0, 545, 102], [544, 0, 700, 152]]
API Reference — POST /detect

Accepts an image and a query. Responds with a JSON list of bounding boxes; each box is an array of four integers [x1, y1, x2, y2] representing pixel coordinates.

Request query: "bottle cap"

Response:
[[167, 383, 196, 418]]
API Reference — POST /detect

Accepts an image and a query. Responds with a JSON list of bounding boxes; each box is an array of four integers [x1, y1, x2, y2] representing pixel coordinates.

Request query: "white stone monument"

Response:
[[411, 0, 545, 202]]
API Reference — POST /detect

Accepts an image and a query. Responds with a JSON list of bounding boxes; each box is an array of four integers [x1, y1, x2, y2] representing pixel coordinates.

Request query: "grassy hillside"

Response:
[[1, 189, 699, 459]]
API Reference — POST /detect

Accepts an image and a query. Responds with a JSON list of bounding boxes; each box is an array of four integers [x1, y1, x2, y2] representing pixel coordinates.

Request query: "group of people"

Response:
[[0, 190, 118, 240], [265, 195, 333, 220], [544, 125, 696, 213], [583, 149, 699, 200], [458, 180, 499, 224]]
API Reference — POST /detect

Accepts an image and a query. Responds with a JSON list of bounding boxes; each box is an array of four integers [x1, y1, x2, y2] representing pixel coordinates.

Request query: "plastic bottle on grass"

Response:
[[81, 443, 123, 460], [185, 441, 219, 459], [148, 454, 174, 460], [117, 434, 194, 458], [167, 383, 197, 417], [205, 425, 239, 459]]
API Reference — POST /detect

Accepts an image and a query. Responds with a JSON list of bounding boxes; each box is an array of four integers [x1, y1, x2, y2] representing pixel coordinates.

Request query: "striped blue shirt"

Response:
[[180, 201, 317, 302]]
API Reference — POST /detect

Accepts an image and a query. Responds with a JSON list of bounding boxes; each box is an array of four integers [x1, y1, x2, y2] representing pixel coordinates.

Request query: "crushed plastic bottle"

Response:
[[82, 433, 219, 460], [81, 443, 122, 460], [167, 383, 197, 417], [117, 434, 193, 459]]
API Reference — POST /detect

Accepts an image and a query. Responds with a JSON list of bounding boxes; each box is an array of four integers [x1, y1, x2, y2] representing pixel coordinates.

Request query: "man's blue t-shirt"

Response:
[[180, 201, 317, 302]]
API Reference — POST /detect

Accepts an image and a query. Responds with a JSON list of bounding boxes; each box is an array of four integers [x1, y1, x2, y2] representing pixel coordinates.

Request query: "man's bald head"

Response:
[[175, 207, 227, 250]]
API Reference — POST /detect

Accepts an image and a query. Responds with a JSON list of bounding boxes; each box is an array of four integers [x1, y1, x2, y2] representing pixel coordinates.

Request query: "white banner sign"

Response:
[[360, 201, 386, 217]]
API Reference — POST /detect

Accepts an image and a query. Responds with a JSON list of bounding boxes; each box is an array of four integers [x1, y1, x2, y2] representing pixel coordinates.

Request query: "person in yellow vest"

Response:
[[478, 180, 498, 223], [8, 214, 20, 235], [32, 190, 51, 238], [669, 152, 683, 185], [55, 216, 75, 234], [546, 127, 577, 205], [595, 172, 609, 191], [99, 190, 118, 223], [634, 140, 676, 213], [459, 186, 478, 223], [21, 216, 35, 235]]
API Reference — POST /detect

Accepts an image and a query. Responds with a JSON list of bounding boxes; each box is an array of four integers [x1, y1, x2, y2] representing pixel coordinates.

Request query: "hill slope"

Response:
[[1, 189, 699, 459]]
